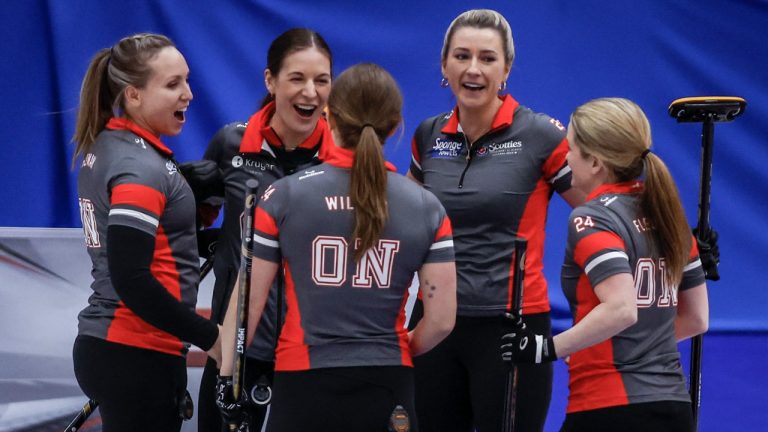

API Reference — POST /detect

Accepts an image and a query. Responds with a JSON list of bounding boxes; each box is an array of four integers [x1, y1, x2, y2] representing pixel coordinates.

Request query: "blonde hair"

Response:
[[442, 9, 515, 67], [72, 33, 175, 165], [569, 97, 691, 286], [327, 64, 402, 262]]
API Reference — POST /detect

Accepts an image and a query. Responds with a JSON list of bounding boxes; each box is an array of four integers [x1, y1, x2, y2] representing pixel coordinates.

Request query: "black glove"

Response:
[[179, 160, 224, 202], [196, 228, 220, 259], [500, 313, 557, 364], [215, 375, 248, 424], [693, 227, 720, 281]]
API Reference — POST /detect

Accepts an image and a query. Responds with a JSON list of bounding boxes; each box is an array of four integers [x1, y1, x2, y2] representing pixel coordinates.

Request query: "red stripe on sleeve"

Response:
[[512, 179, 552, 313], [111, 183, 166, 216], [254, 207, 279, 236], [689, 234, 699, 259], [573, 231, 626, 268], [411, 136, 421, 164], [542, 138, 569, 180], [434, 216, 453, 241]]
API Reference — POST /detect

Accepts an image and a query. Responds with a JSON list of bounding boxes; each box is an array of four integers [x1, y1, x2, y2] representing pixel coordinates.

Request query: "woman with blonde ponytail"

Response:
[[219, 63, 457, 431], [501, 97, 709, 431]]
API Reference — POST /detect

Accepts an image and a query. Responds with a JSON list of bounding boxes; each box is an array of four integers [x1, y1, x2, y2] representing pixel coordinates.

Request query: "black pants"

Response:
[[560, 400, 694, 432], [198, 356, 274, 432], [267, 366, 417, 432], [72, 335, 187, 432], [412, 313, 553, 432]]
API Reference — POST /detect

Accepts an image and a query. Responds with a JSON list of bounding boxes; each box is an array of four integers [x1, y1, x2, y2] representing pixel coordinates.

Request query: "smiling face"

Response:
[[442, 26, 510, 113], [123, 46, 192, 137], [265, 47, 332, 147]]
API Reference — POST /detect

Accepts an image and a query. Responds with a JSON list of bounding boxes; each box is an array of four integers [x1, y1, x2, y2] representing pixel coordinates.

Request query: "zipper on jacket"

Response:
[[458, 134, 473, 188]]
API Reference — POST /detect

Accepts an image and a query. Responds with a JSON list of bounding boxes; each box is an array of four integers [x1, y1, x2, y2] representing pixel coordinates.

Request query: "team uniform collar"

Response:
[[106, 117, 173, 156], [239, 101, 334, 160], [586, 180, 644, 202], [441, 94, 520, 135], [326, 146, 397, 172]]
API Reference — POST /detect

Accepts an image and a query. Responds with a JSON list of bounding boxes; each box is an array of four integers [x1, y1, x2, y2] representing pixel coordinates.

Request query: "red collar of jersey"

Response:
[[586, 180, 644, 202], [326, 146, 397, 172], [239, 101, 334, 160], [106, 117, 173, 156], [441, 94, 520, 135]]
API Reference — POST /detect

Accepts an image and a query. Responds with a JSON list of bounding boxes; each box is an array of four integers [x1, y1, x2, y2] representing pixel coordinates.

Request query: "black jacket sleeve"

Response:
[[107, 224, 219, 350]]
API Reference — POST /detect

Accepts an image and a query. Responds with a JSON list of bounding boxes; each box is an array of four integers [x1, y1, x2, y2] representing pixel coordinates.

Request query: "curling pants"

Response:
[[73, 335, 186, 432], [413, 313, 553, 432]]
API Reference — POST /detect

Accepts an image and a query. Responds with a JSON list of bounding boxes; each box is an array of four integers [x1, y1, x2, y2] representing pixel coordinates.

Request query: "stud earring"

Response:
[[440, 77, 449, 88], [499, 81, 507, 92]]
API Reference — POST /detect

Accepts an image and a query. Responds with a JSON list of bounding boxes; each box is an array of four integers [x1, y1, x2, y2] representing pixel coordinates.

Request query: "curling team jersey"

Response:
[[77, 118, 199, 356], [251, 147, 454, 371], [561, 181, 706, 413], [203, 101, 334, 361], [409, 95, 572, 316]]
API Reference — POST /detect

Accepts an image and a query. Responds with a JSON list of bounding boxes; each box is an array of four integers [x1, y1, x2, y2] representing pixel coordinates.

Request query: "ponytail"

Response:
[[350, 125, 388, 262], [327, 63, 402, 262], [640, 153, 691, 286], [72, 48, 113, 166]]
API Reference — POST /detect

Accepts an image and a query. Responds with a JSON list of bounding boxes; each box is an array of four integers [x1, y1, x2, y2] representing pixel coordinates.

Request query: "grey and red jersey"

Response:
[[561, 181, 706, 413], [251, 146, 454, 371], [203, 101, 334, 360], [77, 118, 200, 356], [409, 95, 572, 316]]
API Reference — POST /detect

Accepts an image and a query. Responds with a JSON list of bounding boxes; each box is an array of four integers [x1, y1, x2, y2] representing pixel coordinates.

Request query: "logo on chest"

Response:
[[166, 160, 178, 174], [428, 138, 463, 159], [232, 155, 276, 172], [476, 139, 523, 157]]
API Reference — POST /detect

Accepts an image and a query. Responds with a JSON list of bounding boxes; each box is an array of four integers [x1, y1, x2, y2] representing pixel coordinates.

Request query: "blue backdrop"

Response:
[[1, 0, 766, 331]]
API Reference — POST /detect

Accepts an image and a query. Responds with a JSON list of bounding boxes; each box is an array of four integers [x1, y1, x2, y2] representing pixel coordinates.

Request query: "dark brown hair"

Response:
[[260, 28, 332, 108], [327, 64, 402, 261]]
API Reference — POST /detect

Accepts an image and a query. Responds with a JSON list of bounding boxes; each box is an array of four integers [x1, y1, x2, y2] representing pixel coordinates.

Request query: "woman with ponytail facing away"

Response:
[[219, 63, 457, 431]]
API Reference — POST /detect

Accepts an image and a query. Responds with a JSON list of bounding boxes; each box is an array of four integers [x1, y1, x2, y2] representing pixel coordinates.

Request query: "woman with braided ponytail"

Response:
[[502, 97, 709, 431], [219, 63, 457, 431]]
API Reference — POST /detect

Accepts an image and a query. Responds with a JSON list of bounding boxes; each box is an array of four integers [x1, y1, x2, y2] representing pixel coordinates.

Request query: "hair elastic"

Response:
[[641, 149, 651, 159], [362, 123, 375, 130]]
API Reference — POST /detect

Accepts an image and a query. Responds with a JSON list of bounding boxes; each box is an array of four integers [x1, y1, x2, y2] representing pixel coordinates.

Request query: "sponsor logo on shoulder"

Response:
[[549, 118, 565, 131], [166, 160, 178, 174], [428, 137, 463, 159], [299, 169, 325, 180], [599, 195, 618, 206], [81, 153, 97, 168]]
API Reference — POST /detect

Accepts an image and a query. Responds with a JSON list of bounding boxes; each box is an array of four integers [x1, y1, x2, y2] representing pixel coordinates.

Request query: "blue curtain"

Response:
[[1, 0, 766, 331]]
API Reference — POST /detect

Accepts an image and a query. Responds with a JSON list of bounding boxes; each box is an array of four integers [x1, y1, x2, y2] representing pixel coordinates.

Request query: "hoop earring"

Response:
[[440, 77, 449, 88], [499, 81, 507, 92]]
